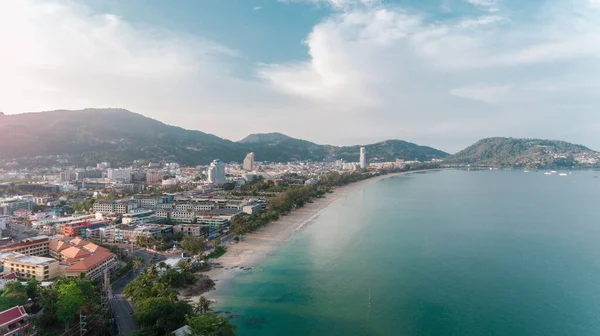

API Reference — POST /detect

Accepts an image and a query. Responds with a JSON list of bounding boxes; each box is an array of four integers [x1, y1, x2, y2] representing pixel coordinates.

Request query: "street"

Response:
[[111, 248, 163, 335]]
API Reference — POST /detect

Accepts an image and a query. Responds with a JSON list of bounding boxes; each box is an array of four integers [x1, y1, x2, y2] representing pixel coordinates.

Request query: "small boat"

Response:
[[559, 173, 568, 176], [544, 172, 552, 175], [551, 171, 557, 174], [524, 170, 530, 173]]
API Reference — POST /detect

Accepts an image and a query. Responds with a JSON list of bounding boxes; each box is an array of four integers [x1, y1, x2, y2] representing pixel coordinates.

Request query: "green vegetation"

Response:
[[207, 246, 227, 259], [137, 232, 183, 251], [230, 171, 371, 236], [181, 236, 205, 256], [124, 261, 236, 335], [446, 137, 600, 168], [27, 277, 111, 335], [71, 198, 95, 212]]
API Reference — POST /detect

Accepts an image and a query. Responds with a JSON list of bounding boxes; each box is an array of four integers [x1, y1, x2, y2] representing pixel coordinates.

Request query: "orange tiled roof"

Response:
[[48, 239, 70, 252], [82, 243, 109, 253], [60, 246, 90, 259], [69, 237, 87, 246], [65, 251, 114, 273]]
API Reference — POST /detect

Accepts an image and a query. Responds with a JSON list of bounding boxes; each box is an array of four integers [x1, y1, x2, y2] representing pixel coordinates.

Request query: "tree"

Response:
[[56, 282, 86, 326], [213, 237, 222, 252], [194, 296, 211, 315], [26, 278, 40, 300], [133, 257, 146, 271], [134, 297, 192, 336], [181, 236, 205, 256], [0, 281, 29, 310], [187, 312, 237, 336]]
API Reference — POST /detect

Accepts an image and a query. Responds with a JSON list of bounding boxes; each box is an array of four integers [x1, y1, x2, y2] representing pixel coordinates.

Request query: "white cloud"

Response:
[[450, 85, 511, 103], [458, 15, 506, 28], [0, 0, 599, 152]]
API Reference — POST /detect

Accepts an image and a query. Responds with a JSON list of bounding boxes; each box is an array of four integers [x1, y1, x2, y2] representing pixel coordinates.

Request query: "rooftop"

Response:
[[14, 255, 56, 265], [0, 305, 27, 328], [65, 251, 114, 273]]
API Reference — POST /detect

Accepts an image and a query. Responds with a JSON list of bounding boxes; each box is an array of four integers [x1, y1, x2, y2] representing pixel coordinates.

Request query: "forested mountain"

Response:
[[445, 137, 600, 168], [0, 109, 448, 166]]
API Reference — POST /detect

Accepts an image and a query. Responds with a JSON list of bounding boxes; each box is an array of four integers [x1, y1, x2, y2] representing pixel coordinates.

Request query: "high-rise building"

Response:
[[243, 152, 255, 171], [359, 147, 367, 169], [208, 160, 227, 184]]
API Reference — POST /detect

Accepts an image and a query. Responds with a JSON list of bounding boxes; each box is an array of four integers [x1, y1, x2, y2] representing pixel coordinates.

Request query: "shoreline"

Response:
[[190, 170, 432, 302]]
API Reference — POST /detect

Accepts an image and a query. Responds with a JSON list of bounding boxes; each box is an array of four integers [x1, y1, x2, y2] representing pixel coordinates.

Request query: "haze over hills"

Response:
[[0, 109, 449, 166], [446, 137, 600, 168]]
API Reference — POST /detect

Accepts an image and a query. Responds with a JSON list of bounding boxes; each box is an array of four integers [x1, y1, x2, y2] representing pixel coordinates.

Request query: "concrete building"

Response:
[[207, 159, 227, 184], [92, 200, 130, 214], [59, 171, 77, 181], [359, 147, 367, 169], [75, 170, 103, 180], [0, 197, 33, 216], [107, 169, 132, 183], [0, 253, 60, 281], [173, 224, 203, 237], [63, 251, 118, 280], [0, 236, 50, 256], [146, 172, 163, 184], [0, 216, 9, 231], [243, 152, 255, 171], [49, 238, 118, 280]]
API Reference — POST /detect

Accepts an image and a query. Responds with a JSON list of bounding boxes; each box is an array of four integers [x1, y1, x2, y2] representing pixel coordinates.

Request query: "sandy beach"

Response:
[[193, 171, 414, 301]]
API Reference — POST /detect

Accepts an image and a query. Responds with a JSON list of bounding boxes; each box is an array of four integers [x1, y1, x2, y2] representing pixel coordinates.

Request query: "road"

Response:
[[111, 248, 164, 335]]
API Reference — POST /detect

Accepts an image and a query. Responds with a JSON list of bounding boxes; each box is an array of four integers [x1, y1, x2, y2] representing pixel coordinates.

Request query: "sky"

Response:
[[0, 0, 599, 153]]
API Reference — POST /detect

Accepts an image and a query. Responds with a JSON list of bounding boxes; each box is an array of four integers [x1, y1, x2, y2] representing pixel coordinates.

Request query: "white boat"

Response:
[[544, 172, 552, 175], [559, 173, 568, 176], [551, 171, 557, 174]]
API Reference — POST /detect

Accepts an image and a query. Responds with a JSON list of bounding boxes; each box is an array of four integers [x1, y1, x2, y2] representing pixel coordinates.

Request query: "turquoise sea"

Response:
[[215, 170, 600, 336]]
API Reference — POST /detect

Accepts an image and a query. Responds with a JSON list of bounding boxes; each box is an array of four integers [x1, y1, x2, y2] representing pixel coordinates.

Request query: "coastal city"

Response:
[[0, 148, 433, 335]]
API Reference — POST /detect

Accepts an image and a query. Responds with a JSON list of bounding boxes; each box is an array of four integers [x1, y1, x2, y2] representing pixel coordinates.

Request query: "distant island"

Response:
[[445, 137, 599, 169]]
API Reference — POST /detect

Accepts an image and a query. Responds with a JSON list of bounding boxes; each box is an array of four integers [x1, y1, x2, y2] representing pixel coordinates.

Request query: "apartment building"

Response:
[[173, 224, 203, 237], [0, 197, 33, 216], [99, 224, 172, 243], [0, 253, 60, 281], [92, 200, 130, 214], [146, 172, 163, 184], [0, 236, 50, 256], [49, 237, 117, 280], [60, 220, 109, 237], [64, 251, 118, 280]]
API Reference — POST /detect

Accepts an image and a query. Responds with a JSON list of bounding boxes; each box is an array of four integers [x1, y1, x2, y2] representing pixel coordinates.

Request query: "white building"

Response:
[[0, 215, 9, 230], [207, 160, 227, 184], [359, 147, 367, 169], [107, 169, 132, 183], [243, 152, 255, 171]]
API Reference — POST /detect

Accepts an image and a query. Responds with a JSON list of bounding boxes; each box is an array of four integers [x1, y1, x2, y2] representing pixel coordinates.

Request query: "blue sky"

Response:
[[0, 0, 599, 152]]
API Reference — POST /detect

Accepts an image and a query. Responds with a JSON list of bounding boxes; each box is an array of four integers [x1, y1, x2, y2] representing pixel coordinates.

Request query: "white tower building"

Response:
[[243, 152, 255, 171], [208, 159, 227, 184], [359, 147, 367, 169]]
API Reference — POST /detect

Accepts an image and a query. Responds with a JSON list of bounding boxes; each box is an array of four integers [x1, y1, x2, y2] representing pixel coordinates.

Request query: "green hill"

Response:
[[446, 137, 600, 168], [0, 109, 448, 166]]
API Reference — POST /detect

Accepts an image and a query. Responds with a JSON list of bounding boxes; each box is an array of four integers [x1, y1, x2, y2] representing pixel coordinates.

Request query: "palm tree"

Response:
[[133, 257, 145, 271], [195, 296, 211, 314]]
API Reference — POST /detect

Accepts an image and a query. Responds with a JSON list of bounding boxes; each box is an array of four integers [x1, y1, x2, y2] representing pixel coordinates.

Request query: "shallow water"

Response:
[[216, 170, 600, 336]]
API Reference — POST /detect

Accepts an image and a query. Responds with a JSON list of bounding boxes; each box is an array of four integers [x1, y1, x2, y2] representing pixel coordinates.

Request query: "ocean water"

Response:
[[215, 170, 600, 336]]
